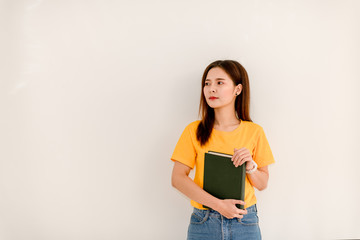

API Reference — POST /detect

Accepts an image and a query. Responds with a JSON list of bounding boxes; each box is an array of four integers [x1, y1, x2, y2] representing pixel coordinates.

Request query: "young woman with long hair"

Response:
[[171, 60, 275, 240]]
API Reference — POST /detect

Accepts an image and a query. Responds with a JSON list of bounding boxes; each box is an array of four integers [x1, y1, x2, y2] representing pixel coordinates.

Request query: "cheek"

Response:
[[221, 87, 235, 97], [203, 87, 208, 96]]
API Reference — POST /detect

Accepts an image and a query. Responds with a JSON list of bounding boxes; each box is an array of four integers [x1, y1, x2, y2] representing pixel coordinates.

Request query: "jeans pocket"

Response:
[[190, 210, 209, 225], [239, 212, 259, 226]]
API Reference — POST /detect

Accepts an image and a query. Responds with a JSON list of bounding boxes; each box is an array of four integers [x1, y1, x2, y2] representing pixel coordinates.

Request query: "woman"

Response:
[[171, 60, 275, 240]]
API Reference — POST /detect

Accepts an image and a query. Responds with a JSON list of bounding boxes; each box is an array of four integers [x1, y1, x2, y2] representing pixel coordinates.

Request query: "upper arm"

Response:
[[170, 123, 197, 169], [172, 160, 192, 177], [171, 161, 192, 187]]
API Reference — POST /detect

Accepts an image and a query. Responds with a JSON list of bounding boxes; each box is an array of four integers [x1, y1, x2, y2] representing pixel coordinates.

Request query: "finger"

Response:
[[234, 147, 245, 153], [238, 209, 248, 215], [240, 151, 249, 158], [233, 148, 243, 158], [236, 158, 244, 167], [232, 155, 240, 165], [236, 147, 249, 154], [234, 157, 243, 167], [235, 152, 248, 164], [236, 157, 247, 167], [233, 200, 246, 206], [236, 154, 252, 167], [234, 151, 249, 163], [223, 213, 235, 219], [238, 159, 247, 167], [230, 213, 245, 219], [239, 156, 252, 167], [232, 148, 247, 160], [232, 148, 238, 159], [231, 150, 240, 161], [240, 147, 250, 154], [232, 154, 242, 166]]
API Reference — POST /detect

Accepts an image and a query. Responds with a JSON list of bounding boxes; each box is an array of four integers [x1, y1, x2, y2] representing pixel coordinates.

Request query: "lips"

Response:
[[209, 96, 218, 100]]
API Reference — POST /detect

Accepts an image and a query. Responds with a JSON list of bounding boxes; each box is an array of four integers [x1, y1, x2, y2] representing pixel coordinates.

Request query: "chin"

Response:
[[208, 104, 221, 109], [206, 101, 225, 109]]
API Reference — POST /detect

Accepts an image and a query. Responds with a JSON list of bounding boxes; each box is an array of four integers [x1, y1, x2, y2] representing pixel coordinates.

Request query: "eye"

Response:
[[205, 82, 210, 86], [217, 81, 224, 85]]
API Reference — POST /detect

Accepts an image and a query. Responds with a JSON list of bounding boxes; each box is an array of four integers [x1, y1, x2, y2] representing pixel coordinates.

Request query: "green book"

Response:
[[203, 151, 246, 210]]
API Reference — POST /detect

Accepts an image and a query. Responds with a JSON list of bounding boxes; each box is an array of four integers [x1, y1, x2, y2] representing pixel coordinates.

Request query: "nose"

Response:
[[209, 85, 216, 93]]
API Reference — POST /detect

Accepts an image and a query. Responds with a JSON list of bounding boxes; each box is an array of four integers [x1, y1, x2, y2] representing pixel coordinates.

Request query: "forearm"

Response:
[[247, 168, 269, 191], [172, 173, 220, 209]]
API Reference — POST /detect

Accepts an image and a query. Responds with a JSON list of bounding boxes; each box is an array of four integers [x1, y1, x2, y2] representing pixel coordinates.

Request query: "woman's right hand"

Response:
[[214, 199, 247, 219]]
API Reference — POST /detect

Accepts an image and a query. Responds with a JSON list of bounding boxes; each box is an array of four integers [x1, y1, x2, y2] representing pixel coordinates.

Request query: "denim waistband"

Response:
[[193, 204, 257, 218]]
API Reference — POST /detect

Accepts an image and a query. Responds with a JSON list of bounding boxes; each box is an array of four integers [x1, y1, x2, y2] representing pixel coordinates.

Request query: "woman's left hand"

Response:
[[232, 147, 254, 171]]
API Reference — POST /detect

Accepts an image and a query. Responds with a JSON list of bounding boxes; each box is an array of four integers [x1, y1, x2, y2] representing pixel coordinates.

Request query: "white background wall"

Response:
[[1, 0, 359, 239]]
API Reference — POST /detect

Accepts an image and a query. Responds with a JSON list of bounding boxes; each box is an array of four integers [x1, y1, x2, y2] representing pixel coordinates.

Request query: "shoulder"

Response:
[[175, 120, 201, 143], [241, 120, 264, 134], [241, 120, 262, 129], [184, 120, 201, 132]]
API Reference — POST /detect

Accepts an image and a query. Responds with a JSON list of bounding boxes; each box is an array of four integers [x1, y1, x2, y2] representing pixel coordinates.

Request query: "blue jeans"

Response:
[[187, 204, 261, 240]]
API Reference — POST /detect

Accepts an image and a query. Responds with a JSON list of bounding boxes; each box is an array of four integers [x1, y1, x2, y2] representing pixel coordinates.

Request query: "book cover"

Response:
[[203, 151, 246, 210]]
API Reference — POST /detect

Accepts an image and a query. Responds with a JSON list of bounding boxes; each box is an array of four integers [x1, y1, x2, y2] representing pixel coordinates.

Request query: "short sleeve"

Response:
[[253, 127, 275, 168], [171, 124, 197, 169]]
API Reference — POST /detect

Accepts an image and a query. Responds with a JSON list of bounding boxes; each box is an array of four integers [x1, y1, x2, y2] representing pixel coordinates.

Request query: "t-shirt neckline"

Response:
[[213, 120, 244, 134]]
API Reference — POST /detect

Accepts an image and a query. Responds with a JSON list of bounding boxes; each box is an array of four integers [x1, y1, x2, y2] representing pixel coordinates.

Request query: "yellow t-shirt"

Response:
[[171, 120, 275, 210]]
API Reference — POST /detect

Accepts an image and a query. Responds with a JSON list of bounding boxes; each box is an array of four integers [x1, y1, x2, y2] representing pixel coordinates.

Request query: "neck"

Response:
[[213, 105, 239, 127]]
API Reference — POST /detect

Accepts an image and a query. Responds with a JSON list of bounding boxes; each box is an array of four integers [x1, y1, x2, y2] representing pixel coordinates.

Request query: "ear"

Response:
[[236, 84, 243, 95]]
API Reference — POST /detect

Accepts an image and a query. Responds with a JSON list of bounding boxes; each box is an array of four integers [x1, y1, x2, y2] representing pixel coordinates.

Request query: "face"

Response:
[[203, 67, 242, 109]]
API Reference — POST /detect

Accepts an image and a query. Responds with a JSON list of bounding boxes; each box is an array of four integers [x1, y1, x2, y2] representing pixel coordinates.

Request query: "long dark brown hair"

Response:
[[196, 60, 252, 146]]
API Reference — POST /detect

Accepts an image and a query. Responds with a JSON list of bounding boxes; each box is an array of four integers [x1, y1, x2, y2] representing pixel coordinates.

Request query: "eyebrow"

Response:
[[205, 78, 226, 81]]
